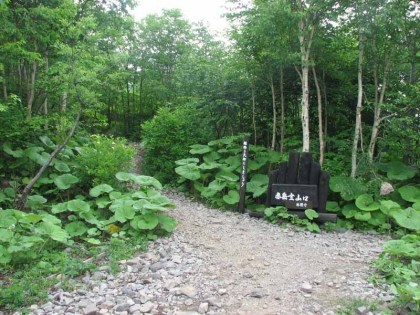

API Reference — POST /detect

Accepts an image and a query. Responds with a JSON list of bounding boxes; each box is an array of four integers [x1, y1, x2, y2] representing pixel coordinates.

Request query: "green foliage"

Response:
[[264, 206, 320, 233], [75, 135, 135, 188], [175, 135, 284, 209], [141, 104, 213, 184], [372, 235, 420, 313]]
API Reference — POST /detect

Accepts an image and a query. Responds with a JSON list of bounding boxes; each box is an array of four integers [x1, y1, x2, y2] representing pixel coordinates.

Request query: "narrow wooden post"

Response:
[[238, 136, 250, 213]]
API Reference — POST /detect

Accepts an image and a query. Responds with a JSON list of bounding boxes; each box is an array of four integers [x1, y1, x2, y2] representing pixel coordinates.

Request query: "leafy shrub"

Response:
[[175, 135, 284, 209], [326, 161, 419, 232], [141, 104, 213, 184], [372, 234, 420, 313], [75, 135, 135, 188]]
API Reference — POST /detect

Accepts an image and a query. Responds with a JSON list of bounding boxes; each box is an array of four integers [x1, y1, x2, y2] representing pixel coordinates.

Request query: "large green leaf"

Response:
[[398, 185, 420, 203], [0, 229, 13, 242], [132, 175, 163, 190], [39, 136, 55, 149], [247, 181, 267, 198], [342, 203, 358, 218], [175, 164, 201, 181], [223, 190, 240, 205], [54, 161, 70, 173], [67, 199, 90, 212], [27, 195, 47, 209], [216, 171, 239, 182], [54, 174, 79, 190], [330, 176, 367, 201], [380, 200, 402, 215], [208, 179, 227, 192], [0, 210, 17, 228], [304, 209, 319, 220], [355, 194, 380, 211], [158, 215, 177, 232], [326, 201, 340, 212], [36, 221, 69, 243], [391, 207, 420, 231], [115, 206, 136, 223], [131, 214, 159, 230], [199, 162, 223, 170], [52, 202, 68, 214], [354, 211, 371, 221], [90, 184, 114, 197], [386, 161, 417, 181], [203, 151, 221, 163], [0, 245, 12, 264], [175, 158, 199, 166], [3, 143, 23, 158], [190, 144, 212, 154], [19, 213, 44, 225], [65, 221, 88, 237], [368, 211, 387, 227]]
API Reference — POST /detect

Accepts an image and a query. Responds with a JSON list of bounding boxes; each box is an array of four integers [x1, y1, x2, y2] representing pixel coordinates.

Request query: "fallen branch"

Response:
[[15, 109, 81, 210]]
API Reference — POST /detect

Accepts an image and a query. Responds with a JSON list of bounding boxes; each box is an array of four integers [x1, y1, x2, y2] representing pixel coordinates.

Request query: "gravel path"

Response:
[[27, 191, 393, 315]]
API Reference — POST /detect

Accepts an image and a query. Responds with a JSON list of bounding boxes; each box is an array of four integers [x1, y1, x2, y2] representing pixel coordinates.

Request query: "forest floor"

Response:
[[26, 146, 394, 315]]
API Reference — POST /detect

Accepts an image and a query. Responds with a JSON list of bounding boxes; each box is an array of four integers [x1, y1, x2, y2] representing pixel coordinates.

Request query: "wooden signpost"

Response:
[[238, 136, 249, 213]]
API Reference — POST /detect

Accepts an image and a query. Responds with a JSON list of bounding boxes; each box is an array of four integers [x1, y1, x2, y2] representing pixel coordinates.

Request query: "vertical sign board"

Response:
[[238, 136, 250, 213]]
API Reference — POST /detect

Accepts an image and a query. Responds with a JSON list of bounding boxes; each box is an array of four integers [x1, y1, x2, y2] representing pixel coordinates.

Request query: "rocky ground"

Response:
[[23, 191, 393, 315]]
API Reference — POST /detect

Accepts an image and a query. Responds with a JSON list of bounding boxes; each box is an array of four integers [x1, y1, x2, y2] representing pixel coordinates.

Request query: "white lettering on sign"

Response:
[[275, 192, 309, 202], [240, 141, 248, 188]]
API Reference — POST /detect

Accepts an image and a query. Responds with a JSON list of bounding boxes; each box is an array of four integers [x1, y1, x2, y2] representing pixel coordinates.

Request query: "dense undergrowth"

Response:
[[0, 132, 176, 312]]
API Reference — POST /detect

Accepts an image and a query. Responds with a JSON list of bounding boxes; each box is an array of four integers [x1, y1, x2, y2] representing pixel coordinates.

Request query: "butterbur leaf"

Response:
[[330, 176, 367, 201], [175, 164, 200, 181], [208, 179, 227, 192], [158, 215, 177, 232], [264, 208, 274, 217], [203, 151, 221, 163], [0, 229, 13, 242], [90, 184, 114, 197], [0, 210, 17, 228], [380, 200, 402, 215], [36, 221, 69, 243], [67, 199, 90, 212], [132, 175, 162, 190], [247, 181, 267, 198], [54, 161, 70, 172], [391, 207, 420, 231], [27, 195, 47, 207], [3, 143, 23, 158], [131, 214, 159, 230], [342, 203, 358, 218], [52, 202, 68, 214], [355, 194, 380, 211], [19, 213, 44, 224], [0, 245, 12, 264], [199, 162, 222, 170], [115, 206, 135, 223], [368, 211, 387, 227], [386, 161, 416, 181], [216, 171, 239, 182], [304, 209, 319, 220], [354, 211, 371, 221], [65, 221, 88, 237], [326, 201, 340, 212], [250, 174, 269, 185], [398, 185, 420, 203], [54, 174, 79, 190], [189, 144, 212, 154], [223, 190, 240, 205], [39, 136, 55, 149], [175, 158, 199, 166], [85, 238, 100, 245]]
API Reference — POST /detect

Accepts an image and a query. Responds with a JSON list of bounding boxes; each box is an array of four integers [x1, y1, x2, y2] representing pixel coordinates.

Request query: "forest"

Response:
[[0, 0, 419, 313]]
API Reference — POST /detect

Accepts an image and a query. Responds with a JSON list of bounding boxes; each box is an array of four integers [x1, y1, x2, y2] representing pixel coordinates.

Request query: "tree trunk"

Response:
[[270, 75, 277, 150], [251, 80, 257, 145], [351, 34, 364, 178], [312, 66, 324, 166], [27, 61, 38, 118], [298, 17, 314, 153], [368, 56, 390, 161], [279, 66, 285, 154], [322, 69, 328, 150], [2, 73, 8, 101], [61, 91, 68, 112]]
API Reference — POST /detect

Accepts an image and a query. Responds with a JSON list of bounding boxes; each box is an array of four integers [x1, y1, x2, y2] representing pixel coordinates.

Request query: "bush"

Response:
[[75, 135, 135, 187], [141, 104, 213, 184]]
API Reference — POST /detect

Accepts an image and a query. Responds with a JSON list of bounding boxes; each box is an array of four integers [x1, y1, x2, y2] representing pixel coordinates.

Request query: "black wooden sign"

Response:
[[238, 136, 249, 213], [270, 184, 318, 210]]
